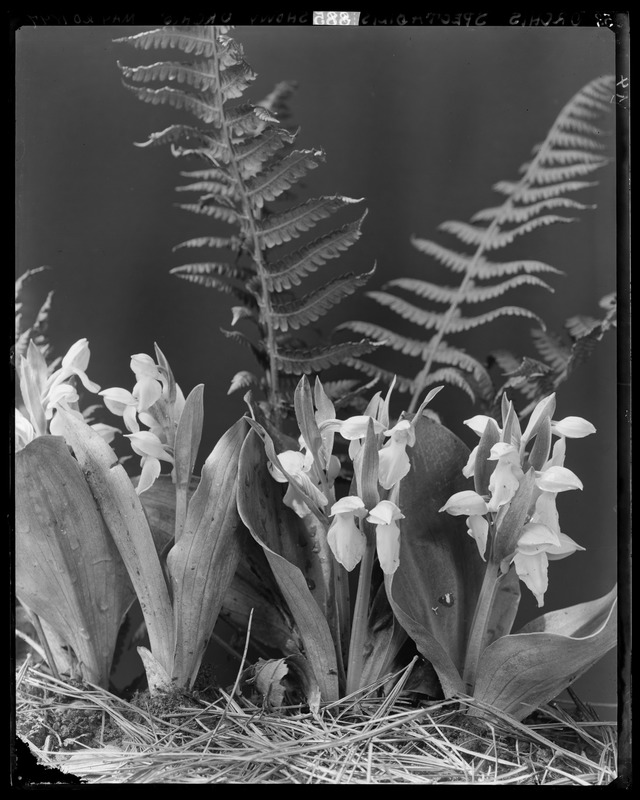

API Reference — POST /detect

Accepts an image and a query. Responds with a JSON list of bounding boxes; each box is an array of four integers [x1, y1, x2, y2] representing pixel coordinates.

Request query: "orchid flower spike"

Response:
[[327, 496, 367, 571]]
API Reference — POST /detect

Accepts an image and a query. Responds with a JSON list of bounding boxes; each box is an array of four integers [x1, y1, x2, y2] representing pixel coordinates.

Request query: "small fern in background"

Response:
[[115, 26, 379, 422], [340, 75, 615, 415], [492, 291, 617, 416], [14, 267, 55, 365]]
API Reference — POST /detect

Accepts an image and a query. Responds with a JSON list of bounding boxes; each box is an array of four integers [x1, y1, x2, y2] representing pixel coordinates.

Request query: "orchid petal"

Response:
[[516, 522, 561, 553], [439, 490, 489, 516], [61, 339, 91, 371], [462, 444, 479, 479], [125, 431, 174, 463], [366, 499, 404, 526], [551, 416, 596, 438], [530, 491, 560, 536], [487, 457, 523, 512], [384, 419, 415, 446], [378, 439, 411, 490], [15, 408, 36, 450], [535, 466, 583, 492], [136, 455, 161, 495], [327, 512, 366, 571], [464, 415, 495, 437], [133, 376, 162, 411], [375, 520, 402, 575], [467, 514, 489, 560], [71, 367, 101, 394], [513, 551, 549, 607], [130, 353, 161, 380], [488, 442, 519, 461], [99, 387, 134, 415], [546, 532, 586, 560], [330, 496, 366, 517]]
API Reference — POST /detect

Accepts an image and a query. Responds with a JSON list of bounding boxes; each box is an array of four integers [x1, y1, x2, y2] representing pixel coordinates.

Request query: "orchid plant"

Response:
[[15, 339, 248, 693], [15, 331, 616, 719]]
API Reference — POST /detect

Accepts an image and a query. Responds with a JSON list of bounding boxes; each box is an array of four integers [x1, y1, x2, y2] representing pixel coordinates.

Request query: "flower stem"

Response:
[[462, 558, 500, 694], [345, 524, 375, 695]]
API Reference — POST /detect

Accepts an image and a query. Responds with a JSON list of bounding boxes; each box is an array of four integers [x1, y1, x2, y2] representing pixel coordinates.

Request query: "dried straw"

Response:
[[14, 657, 617, 785]]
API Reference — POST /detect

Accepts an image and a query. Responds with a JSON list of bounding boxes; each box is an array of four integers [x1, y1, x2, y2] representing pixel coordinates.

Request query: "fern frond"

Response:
[[219, 329, 267, 365], [529, 162, 608, 185], [170, 261, 251, 281], [446, 306, 543, 333], [385, 274, 552, 305], [265, 214, 366, 291], [439, 215, 575, 250], [276, 340, 382, 375], [171, 264, 254, 303], [245, 149, 325, 207], [271, 270, 373, 332], [120, 83, 222, 125], [172, 235, 241, 252], [231, 127, 298, 180], [257, 196, 363, 248], [471, 197, 592, 224], [345, 358, 415, 393], [530, 328, 572, 372], [175, 201, 240, 224], [114, 27, 217, 57], [118, 59, 219, 92]]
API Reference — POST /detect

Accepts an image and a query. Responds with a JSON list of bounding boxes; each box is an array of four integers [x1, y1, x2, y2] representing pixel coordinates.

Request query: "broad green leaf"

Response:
[[237, 430, 339, 701], [385, 416, 485, 695], [473, 585, 617, 720], [173, 383, 204, 542], [58, 410, 175, 677], [166, 418, 248, 687], [15, 435, 135, 687]]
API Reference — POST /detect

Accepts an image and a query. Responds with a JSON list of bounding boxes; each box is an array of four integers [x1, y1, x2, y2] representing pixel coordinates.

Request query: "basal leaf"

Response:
[[58, 410, 175, 677], [166, 418, 249, 687], [473, 586, 617, 720], [15, 436, 135, 687], [385, 416, 485, 695]]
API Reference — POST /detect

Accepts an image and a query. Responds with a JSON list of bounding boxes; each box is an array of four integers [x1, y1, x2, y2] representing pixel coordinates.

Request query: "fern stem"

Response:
[[210, 28, 282, 420], [345, 522, 375, 695]]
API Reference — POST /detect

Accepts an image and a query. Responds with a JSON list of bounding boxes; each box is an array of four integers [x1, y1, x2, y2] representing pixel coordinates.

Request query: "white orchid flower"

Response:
[[46, 384, 87, 438], [551, 416, 597, 438], [439, 490, 490, 559], [15, 408, 36, 451], [327, 496, 367, 571], [100, 376, 162, 434], [486, 442, 524, 512], [366, 499, 405, 575], [267, 449, 328, 518], [124, 430, 174, 495], [378, 419, 416, 490], [44, 338, 101, 397], [320, 415, 386, 459]]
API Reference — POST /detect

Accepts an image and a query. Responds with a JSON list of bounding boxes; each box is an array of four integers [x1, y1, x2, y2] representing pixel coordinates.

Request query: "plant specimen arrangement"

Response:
[[15, 24, 617, 748]]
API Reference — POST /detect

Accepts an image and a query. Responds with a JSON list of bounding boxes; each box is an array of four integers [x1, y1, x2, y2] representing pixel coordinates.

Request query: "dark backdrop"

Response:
[[15, 24, 618, 717]]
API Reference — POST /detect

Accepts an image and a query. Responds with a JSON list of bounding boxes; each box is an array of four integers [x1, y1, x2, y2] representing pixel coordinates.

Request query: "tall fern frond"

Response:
[[341, 75, 614, 411], [117, 26, 376, 420]]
